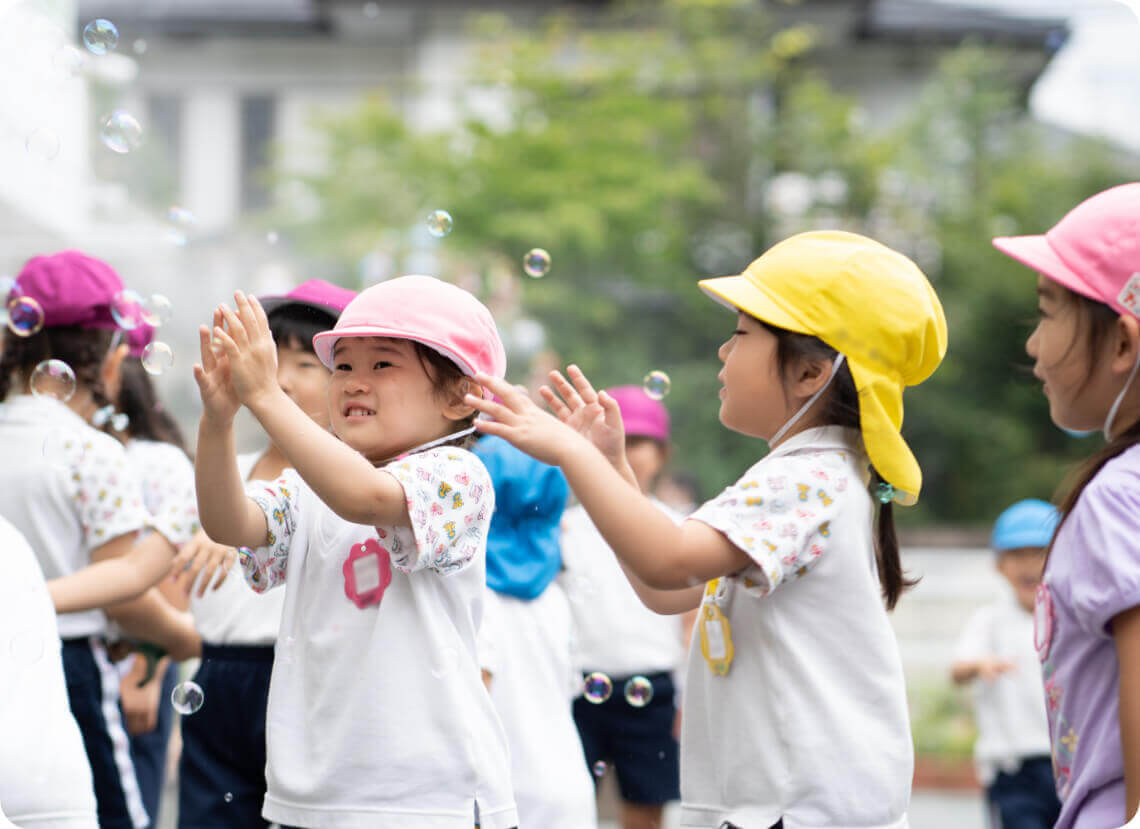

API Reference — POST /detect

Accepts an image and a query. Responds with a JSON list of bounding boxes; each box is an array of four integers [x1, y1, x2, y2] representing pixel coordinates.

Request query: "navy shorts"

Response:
[[61, 637, 149, 829], [129, 663, 178, 824], [572, 671, 680, 805], [178, 643, 274, 829], [986, 756, 1061, 829]]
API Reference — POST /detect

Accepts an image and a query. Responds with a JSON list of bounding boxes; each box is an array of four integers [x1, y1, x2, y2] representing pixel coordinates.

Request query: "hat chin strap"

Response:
[[768, 355, 846, 447], [397, 425, 479, 460], [1103, 350, 1140, 441]]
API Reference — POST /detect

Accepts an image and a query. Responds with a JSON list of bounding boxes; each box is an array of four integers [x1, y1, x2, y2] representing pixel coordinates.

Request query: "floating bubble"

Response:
[[642, 370, 671, 401], [426, 209, 453, 238], [624, 675, 654, 708], [583, 672, 613, 704], [523, 248, 551, 279], [141, 342, 174, 375], [171, 680, 204, 715], [82, 19, 119, 54], [43, 431, 87, 469], [132, 38, 147, 55], [52, 44, 87, 79], [363, 2, 381, 18], [110, 290, 145, 330], [100, 110, 142, 154], [165, 206, 196, 246], [25, 128, 60, 161], [592, 761, 607, 777], [7, 296, 44, 337], [223, 792, 233, 803], [141, 294, 172, 327], [30, 360, 77, 402], [9, 629, 44, 666], [266, 231, 279, 245]]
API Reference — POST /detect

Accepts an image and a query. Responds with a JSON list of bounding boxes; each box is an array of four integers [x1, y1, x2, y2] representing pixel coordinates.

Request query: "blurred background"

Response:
[[2, 0, 1138, 824]]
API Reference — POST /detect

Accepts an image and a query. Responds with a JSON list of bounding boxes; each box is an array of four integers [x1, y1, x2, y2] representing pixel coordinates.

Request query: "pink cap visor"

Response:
[[607, 385, 670, 443], [260, 279, 357, 318]]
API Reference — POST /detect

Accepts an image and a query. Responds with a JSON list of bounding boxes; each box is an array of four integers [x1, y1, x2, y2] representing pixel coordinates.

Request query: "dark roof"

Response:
[[859, 0, 1069, 49], [76, 0, 326, 36]]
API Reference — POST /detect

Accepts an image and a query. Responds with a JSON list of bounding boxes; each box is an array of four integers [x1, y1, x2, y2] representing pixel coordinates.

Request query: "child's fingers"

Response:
[[249, 294, 271, 340], [472, 373, 522, 407], [233, 291, 262, 342], [566, 364, 599, 405], [539, 385, 571, 421], [548, 370, 585, 412], [472, 417, 511, 439], [464, 392, 514, 423], [212, 324, 240, 364], [218, 304, 249, 350], [598, 390, 625, 426], [198, 325, 215, 372]]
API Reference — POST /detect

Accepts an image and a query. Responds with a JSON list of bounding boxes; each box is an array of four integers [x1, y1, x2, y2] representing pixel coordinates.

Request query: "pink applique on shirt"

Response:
[[343, 537, 393, 609]]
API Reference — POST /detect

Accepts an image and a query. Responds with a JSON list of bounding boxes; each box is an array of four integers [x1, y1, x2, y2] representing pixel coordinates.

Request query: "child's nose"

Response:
[[1025, 326, 1039, 359]]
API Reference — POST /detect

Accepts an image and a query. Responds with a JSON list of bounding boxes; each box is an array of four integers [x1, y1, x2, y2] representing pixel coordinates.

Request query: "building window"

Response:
[[241, 94, 276, 211]]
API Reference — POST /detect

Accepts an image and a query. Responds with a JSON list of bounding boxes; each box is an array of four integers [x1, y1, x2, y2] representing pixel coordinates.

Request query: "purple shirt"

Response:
[[1036, 444, 1140, 828]]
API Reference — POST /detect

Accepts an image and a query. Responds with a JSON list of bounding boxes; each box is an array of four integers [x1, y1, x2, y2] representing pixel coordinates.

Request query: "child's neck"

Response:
[[254, 443, 291, 481]]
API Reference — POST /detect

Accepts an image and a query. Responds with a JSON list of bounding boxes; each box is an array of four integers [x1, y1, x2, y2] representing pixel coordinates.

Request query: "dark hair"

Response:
[[759, 319, 917, 610], [118, 359, 187, 452], [268, 304, 339, 355], [1050, 291, 1140, 552], [0, 326, 114, 406], [410, 341, 479, 450]]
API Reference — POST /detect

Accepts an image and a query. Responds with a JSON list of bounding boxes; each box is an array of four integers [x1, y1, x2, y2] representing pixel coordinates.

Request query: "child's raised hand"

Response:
[[541, 365, 626, 467], [210, 291, 279, 410], [466, 374, 581, 467], [192, 308, 241, 424]]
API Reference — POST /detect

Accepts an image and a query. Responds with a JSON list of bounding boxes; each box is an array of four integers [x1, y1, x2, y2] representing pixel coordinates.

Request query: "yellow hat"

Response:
[[699, 230, 947, 505]]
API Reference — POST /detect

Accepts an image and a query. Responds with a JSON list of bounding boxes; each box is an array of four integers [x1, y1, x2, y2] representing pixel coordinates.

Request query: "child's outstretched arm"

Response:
[[468, 375, 752, 594], [48, 530, 177, 613], [210, 291, 411, 528]]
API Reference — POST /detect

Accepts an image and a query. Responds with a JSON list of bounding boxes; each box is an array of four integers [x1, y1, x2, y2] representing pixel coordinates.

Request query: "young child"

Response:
[[178, 278, 355, 828], [466, 229, 948, 828], [192, 276, 517, 828], [993, 181, 1140, 828], [951, 499, 1061, 828], [560, 386, 691, 829], [0, 250, 200, 829]]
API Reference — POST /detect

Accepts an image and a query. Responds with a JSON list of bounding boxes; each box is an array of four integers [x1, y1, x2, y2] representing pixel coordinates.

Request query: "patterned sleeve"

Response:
[[128, 441, 201, 548], [73, 431, 149, 549], [689, 453, 848, 598], [241, 468, 303, 593], [383, 448, 494, 575]]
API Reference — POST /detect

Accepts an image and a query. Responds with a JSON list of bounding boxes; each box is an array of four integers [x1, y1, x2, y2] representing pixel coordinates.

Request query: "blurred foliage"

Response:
[[909, 678, 976, 762], [275, 0, 1140, 524]]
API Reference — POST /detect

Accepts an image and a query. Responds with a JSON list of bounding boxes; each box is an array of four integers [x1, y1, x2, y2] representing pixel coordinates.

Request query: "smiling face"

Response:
[[327, 337, 470, 463]]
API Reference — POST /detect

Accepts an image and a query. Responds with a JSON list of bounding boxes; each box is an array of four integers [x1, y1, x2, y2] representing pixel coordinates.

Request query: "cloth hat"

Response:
[[126, 323, 155, 358], [606, 385, 670, 443], [699, 230, 948, 505], [259, 279, 357, 318], [312, 275, 506, 394], [13, 250, 125, 330], [991, 498, 1059, 552], [993, 182, 1140, 320]]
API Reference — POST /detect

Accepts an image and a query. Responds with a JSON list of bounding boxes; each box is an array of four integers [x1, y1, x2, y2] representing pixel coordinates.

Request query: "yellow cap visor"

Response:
[[849, 359, 920, 505], [699, 274, 812, 336]]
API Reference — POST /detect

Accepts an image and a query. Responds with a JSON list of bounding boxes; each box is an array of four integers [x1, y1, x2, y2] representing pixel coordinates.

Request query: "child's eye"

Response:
[[1035, 306, 1049, 320], [732, 329, 747, 336], [334, 362, 351, 372], [374, 361, 393, 370]]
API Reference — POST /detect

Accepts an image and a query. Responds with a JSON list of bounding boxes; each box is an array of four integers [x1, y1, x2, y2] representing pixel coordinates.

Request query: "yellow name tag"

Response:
[[698, 579, 734, 676]]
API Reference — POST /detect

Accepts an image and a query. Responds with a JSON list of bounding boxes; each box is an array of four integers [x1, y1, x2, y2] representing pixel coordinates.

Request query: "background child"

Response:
[[473, 434, 596, 829], [0, 250, 200, 829], [993, 181, 1140, 828], [192, 276, 517, 828], [951, 499, 1061, 829], [178, 278, 354, 828], [467, 229, 947, 828], [560, 386, 691, 829]]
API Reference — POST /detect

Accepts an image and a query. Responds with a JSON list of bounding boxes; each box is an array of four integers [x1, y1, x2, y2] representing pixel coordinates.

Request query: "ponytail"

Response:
[[117, 359, 187, 452], [0, 326, 113, 407], [871, 469, 917, 610]]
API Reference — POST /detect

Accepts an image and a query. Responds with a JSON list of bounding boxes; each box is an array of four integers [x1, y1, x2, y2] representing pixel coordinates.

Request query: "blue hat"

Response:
[[991, 499, 1059, 552]]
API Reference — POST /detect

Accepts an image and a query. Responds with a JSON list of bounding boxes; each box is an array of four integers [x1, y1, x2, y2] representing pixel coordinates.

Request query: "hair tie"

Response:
[[876, 482, 895, 504], [92, 404, 114, 428]]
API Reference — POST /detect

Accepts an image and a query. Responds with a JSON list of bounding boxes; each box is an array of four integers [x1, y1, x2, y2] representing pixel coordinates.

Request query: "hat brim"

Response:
[[698, 275, 812, 335], [848, 359, 920, 506], [992, 234, 1105, 306], [259, 295, 344, 319]]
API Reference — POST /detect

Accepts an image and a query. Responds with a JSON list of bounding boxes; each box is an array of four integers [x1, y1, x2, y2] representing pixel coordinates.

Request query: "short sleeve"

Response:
[[242, 468, 303, 593], [383, 448, 494, 575], [953, 606, 995, 664], [73, 433, 148, 549], [130, 442, 201, 547], [689, 454, 848, 598], [1066, 470, 1140, 636]]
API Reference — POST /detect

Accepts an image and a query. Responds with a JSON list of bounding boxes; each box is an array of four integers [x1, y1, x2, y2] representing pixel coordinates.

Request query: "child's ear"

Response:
[[441, 376, 481, 421], [101, 342, 129, 401], [793, 357, 829, 397], [1112, 314, 1140, 373]]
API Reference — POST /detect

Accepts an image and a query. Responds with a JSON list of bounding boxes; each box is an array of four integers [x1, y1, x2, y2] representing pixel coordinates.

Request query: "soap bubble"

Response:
[[111, 290, 146, 330], [642, 370, 671, 400], [7, 296, 44, 337], [426, 209, 453, 238], [165, 207, 196, 246], [523, 248, 551, 278], [100, 110, 142, 154], [223, 792, 233, 803], [266, 231, 279, 245], [43, 431, 87, 469], [141, 342, 174, 375], [171, 680, 204, 715], [141, 294, 172, 327], [592, 761, 607, 777], [25, 128, 60, 161], [363, 2, 381, 18], [30, 360, 77, 402], [132, 39, 148, 55], [623, 675, 654, 708], [583, 672, 613, 704], [82, 19, 119, 54]]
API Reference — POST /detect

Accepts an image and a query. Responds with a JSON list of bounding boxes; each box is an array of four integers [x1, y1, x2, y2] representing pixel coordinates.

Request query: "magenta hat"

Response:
[[126, 323, 155, 358], [993, 182, 1140, 320], [13, 250, 125, 330], [606, 385, 670, 442], [259, 279, 357, 318], [312, 275, 506, 394]]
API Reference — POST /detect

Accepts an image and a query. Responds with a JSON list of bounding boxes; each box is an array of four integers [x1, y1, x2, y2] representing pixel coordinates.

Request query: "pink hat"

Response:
[[14, 250, 125, 330], [312, 275, 506, 392], [259, 279, 357, 318], [993, 182, 1140, 319], [126, 323, 155, 357], [606, 385, 670, 443]]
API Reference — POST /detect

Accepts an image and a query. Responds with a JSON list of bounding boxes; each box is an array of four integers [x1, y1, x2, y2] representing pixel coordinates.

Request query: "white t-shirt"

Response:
[[0, 515, 98, 828], [0, 395, 150, 639], [561, 497, 687, 677], [242, 447, 517, 829], [681, 426, 912, 829], [953, 586, 1051, 785], [191, 451, 286, 645], [478, 585, 597, 829], [124, 439, 200, 548]]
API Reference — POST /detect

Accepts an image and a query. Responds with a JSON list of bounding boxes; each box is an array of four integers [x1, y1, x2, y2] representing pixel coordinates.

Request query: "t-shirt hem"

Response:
[[6, 811, 97, 826], [264, 797, 517, 828], [680, 803, 909, 829]]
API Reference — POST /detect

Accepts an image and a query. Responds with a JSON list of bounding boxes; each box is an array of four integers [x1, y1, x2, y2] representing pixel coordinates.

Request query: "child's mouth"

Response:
[[344, 406, 376, 419]]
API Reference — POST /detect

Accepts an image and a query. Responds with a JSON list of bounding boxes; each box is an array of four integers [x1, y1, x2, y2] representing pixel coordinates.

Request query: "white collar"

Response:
[[765, 425, 864, 461]]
